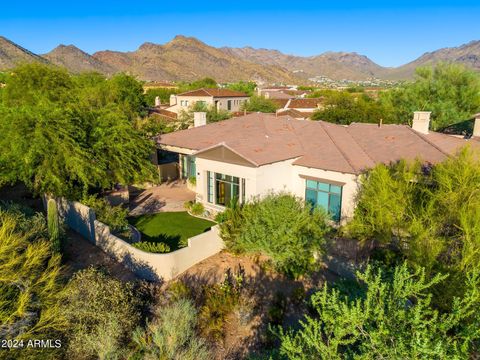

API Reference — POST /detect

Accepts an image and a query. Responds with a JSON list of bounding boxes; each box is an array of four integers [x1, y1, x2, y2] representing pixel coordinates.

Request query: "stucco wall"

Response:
[[51, 198, 224, 281], [168, 95, 248, 114], [194, 156, 359, 221], [95, 221, 224, 281]]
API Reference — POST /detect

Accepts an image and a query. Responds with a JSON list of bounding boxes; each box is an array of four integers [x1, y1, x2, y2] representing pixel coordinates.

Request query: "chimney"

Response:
[[169, 94, 177, 106], [411, 111, 431, 134], [194, 112, 207, 127], [154, 96, 161, 107], [473, 114, 480, 137]]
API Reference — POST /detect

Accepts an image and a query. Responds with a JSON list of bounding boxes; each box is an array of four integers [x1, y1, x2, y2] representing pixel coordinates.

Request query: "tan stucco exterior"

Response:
[[194, 154, 359, 222], [168, 94, 249, 114]]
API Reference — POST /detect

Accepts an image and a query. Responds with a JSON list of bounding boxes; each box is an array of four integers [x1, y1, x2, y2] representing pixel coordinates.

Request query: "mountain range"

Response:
[[1, 35, 479, 83]]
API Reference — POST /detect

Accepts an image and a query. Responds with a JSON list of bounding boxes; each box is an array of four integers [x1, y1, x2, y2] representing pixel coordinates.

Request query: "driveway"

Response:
[[128, 181, 196, 216]]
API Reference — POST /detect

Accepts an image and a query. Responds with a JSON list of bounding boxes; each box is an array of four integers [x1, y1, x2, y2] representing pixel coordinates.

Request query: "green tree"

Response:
[[278, 263, 480, 359], [311, 91, 394, 125], [226, 81, 257, 96], [0, 63, 155, 198], [144, 87, 178, 106], [346, 147, 480, 308], [219, 193, 330, 278], [380, 63, 480, 130], [241, 95, 279, 113]]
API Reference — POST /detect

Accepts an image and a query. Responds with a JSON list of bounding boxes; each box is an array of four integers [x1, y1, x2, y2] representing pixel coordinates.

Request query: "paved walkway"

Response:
[[128, 181, 195, 216]]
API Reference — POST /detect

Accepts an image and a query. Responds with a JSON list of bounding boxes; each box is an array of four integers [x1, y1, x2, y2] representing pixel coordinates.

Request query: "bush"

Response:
[[132, 241, 170, 253], [199, 268, 244, 340], [241, 95, 279, 113], [83, 195, 129, 233], [167, 280, 192, 302], [278, 263, 480, 359], [183, 200, 194, 210], [132, 298, 211, 360], [220, 193, 330, 278], [188, 175, 196, 186], [63, 267, 140, 359], [190, 202, 204, 216]]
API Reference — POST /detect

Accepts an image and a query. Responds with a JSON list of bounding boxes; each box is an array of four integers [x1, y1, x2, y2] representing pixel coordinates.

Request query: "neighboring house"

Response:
[[167, 88, 249, 114], [276, 98, 325, 120], [156, 112, 480, 222]]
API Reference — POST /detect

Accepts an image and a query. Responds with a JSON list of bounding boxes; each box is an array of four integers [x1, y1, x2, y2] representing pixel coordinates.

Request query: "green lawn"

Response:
[[128, 211, 216, 251]]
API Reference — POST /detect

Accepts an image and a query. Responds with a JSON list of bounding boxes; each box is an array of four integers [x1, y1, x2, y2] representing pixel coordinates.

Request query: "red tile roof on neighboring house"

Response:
[[276, 109, 311, 119], [177, 88, 248, 98], [149, 108, 178, 120], [287, 98, 324, 109], [262, 91, 294, 100], [271, 99, 290, 108], [157, 113, 480, 174]]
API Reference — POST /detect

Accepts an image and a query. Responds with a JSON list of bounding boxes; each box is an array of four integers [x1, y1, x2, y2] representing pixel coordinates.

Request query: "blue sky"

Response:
[[1, 1, 479, 67]]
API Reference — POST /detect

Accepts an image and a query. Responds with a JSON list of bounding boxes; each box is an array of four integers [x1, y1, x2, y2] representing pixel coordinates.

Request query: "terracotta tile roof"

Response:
[[149, 108, 178, 120], [262, 91, 294, 100], [157, 114, 479, 174], [177, 88, 248, 98], [277, 109, 311, 119], [271, 99, 289, 108], [287, 98, 324, 109]]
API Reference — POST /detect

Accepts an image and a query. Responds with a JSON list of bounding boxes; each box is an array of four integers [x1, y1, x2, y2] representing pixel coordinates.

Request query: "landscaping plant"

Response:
[[278, 263, 480, 359], [220, 193, 330, 278], [132, 241, 171, 253], [47, 198, 61, 253]]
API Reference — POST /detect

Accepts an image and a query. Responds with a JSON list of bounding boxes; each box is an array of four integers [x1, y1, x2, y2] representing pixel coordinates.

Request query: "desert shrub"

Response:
[[83, 195, 129, 233], [132, 241, 170, 253], [183, 200, 194, 210], [199, 268, 244, 341], [63, 267, 140, 359], [220, 193, 330, 278], [132, 298, 211, 360], [167, 280, 192, 302], [190, 202, 204, 216], [278, 263, 480, 359], [0, 207, 66, 355]]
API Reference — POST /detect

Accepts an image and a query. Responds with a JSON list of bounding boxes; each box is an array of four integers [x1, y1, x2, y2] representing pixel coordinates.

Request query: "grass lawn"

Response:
[[129, 211, 216, 251]]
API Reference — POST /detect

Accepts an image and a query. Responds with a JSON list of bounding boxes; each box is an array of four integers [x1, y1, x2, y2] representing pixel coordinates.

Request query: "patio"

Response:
[[128, 180, 195, 216]]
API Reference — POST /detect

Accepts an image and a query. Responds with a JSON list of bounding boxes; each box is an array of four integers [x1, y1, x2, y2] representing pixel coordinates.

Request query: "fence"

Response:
[[51, 198, 224, 281]]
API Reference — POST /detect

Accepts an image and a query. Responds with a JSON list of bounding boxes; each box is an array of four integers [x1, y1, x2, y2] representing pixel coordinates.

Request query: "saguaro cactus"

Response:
[[47, 199, 61, 253]]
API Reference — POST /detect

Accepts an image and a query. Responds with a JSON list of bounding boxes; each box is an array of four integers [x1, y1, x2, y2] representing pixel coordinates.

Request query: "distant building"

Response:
[[167, 88, 249, 114]]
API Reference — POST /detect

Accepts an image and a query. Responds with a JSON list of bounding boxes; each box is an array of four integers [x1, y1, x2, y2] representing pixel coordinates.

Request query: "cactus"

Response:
[[47, 199, 61, 253]]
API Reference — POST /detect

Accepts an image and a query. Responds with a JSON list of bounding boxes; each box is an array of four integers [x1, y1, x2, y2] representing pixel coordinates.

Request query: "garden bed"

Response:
[[128, 211, 216, 252]]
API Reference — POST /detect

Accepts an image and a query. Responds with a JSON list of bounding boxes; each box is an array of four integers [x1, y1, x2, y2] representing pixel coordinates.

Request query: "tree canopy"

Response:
[[241, 95, 279, 113], [278, 263, 480, 359], [0, 64, 155, 198]]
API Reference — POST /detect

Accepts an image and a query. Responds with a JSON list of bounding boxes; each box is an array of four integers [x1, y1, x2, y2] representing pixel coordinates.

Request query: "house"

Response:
[[167, 88, 249, 114], [156, 112, 480, 222], [276, 98, 325, 120]]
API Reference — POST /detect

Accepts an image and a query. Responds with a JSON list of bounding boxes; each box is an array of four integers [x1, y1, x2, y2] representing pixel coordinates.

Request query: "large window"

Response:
[[181, 155, 196, 179], [305, 179, 342, 221], [207, 172, 243, 206]]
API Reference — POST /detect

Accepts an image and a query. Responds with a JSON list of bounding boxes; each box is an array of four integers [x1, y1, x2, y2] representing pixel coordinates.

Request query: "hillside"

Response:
[[1, 35, 480, 82], [382, 40, 480, 79], [93, 35, 300, 83], [43, 44, 117, 74], [222, 46, 387, 80], [0, 36, 48, 69]]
